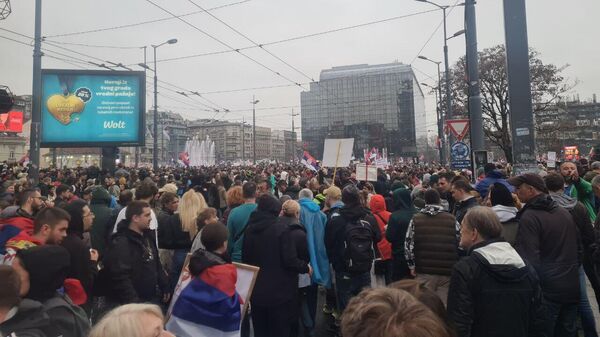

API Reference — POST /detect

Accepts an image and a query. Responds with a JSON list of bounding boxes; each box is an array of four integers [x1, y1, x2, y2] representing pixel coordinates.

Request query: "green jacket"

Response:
[[567, 179, 596, 222], [227, 203, 257, 262]]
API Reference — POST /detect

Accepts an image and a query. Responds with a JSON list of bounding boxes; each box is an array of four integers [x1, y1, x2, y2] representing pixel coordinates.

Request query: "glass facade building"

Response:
[[301, 63, 425, 159]]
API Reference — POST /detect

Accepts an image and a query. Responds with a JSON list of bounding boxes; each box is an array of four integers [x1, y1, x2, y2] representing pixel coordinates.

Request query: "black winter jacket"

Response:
[[102, 221, 167, 304], [61, 233, 98, 307], [453, 196, 479, 224], [157, 212, 193, 250], [448, 240, 542, 337], [515, 194, 579, 304], [325, 205, 381, 274], [278, 216, 310, 272], [242, 210, 307, 306]]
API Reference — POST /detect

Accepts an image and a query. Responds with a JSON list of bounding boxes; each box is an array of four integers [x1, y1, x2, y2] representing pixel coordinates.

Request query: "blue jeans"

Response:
[[579, 266, 598, 337], [542, 298, 577, 337], [335, 271, 371, 312]]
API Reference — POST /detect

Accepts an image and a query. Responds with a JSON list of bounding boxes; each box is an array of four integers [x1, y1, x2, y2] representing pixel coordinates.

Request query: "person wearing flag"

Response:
[[166, 223, 241, 337]]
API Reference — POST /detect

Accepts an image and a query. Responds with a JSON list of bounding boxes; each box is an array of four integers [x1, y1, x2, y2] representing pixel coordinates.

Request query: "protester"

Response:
[[560, 161, 596, 222], [61, 200, 98, 312], [190, 208, 219, 253], [368, 194, 393, 284], [89, 186, 113, 257], [13, 245, 91, 337], [322, 185, 343, 219], [451, 179, 478, 224], [227, 182, 258, 263], [242, 194, 305, 337], [222, 185, 244, 225], [167, 224, 241, 337], [386, 188, 415, 281], [509, 173, 579, 337], [2, 207, 70, 265], [474, 163, 512, 200], [487, 182, 520, 245], [545, 172, 600, 336], [0, 265, 51, 337], [437, 172, 456, 211], [89, 303, 175, 337], [0, 188, 48, 247], [447, 206, 541, 337], [325, 185, 381, 312], [404, 188, 460, 303], [112, 183, 159, 242], [101, 201, 169, 310], [54, 184, 74, 209], [341, 287, 451, 337]]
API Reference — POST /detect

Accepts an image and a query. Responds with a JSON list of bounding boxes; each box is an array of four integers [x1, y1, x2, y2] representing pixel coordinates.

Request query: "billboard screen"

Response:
[[41, 69, 145, 147], [0, 111, 23, 133]]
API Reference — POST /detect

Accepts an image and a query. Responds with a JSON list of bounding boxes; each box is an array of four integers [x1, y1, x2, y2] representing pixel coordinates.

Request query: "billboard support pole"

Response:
[[29, 0, 42, 184], [101, 147, 117, 172]]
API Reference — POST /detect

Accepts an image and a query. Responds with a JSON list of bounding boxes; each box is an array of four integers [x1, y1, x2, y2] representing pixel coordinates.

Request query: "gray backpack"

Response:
[[42, 294, 90, 337]]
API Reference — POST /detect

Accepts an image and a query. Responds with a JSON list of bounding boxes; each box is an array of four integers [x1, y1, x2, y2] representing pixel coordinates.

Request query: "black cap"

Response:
[[508, 173, 548, 193]]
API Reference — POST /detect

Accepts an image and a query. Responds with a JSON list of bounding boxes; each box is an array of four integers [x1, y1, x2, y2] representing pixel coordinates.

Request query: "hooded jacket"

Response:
[[325, 204, 381, 274], [515, 194, 579, 304], [0, 299, 51, 337], [242, 208, 303, 306], [101, 222, 167, 304], [386, 189, 416, 261], [298, 198, 331, 287], [447, 240, 541, 337], [89, 187, 113, 256], [491, 205, 519, 246], [475, 170, 513, 199], [369, 195, 392, 260]]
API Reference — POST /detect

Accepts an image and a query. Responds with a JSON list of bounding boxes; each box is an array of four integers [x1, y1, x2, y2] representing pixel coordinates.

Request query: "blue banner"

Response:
[[41, 70, 145, 147]]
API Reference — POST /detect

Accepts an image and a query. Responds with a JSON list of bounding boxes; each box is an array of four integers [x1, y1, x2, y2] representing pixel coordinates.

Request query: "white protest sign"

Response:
[[356, 164, 378, 182], [547, 151, 556, 168], [321, 138, 354, 168]]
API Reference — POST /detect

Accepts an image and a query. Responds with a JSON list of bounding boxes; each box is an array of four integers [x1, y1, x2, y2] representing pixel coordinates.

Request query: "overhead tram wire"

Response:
[[42, 0, 252, 39], [122, 8, 437, 66]]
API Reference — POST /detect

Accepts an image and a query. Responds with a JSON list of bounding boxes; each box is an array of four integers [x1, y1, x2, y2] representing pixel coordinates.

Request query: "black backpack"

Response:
[[343, 218, 375, 273]]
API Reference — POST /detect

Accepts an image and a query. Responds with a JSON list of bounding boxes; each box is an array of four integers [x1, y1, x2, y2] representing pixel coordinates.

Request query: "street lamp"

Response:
[[140, 38, 178, 171], [415, 0, 463, 144], [418, 55, 446, 165], [251, 96, 259, 164]]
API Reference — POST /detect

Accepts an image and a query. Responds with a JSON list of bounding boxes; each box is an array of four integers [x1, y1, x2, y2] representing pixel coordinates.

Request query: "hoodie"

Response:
[[386, 189, 416, 260], [298, 198, 331, 287], [0, 299, 51, 337], [492, 205, 518, 222], [448, 240, 541, 337], [369, 195, 392, 260], [475, 170, 513, 199], [242, 209, 300, 306], [492, 205, 519, 246]]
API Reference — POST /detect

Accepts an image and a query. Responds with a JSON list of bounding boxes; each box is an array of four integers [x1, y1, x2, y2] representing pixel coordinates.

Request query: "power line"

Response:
[[124, 8, 437, 66], [48, 41, 141, 50], [143, 0, 305, 90], [43, 0, 252, 38]]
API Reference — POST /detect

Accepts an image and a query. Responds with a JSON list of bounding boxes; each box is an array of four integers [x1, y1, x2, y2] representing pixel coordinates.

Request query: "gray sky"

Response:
[[1, 0, 598, 134]]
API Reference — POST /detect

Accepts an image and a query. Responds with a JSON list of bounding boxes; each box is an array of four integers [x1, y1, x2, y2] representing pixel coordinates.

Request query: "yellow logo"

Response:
[[46, 94, 85, 125]]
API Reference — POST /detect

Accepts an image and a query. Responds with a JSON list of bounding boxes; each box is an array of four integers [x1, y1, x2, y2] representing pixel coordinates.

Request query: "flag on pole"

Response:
[[301, 151, 318, 172]]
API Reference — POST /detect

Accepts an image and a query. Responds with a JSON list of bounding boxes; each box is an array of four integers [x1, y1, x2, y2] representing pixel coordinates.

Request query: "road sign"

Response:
[[447, 119, 470, 141], [451, 141, 471, 170]]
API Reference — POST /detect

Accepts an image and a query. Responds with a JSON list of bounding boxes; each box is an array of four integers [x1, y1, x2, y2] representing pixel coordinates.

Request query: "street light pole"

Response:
[[149, 38, 177, 171], [418, 55, 447, 165], [251, 96, 259, 164]]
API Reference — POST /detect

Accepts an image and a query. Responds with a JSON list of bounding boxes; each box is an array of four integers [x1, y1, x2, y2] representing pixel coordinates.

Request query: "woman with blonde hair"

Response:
[[160, 189, 207, 292], [89, 303, 175, 337]]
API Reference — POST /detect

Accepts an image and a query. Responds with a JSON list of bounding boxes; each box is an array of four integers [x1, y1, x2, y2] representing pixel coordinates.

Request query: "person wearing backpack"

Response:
[[12, 245, 91, 337], [325, 185, 381, 312], [369, 194, 393, 285]]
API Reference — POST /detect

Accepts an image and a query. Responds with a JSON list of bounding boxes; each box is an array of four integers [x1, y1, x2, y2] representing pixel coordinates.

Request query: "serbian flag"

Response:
[[301, 151, 318, 172], [166, 264, 242, 337]]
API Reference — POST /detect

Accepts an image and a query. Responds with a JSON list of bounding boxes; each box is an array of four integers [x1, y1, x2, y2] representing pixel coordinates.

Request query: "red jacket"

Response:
[[369, 195, 392, 260]]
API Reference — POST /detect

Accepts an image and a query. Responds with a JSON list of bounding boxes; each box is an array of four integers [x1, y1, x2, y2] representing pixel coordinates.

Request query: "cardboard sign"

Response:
[[356, 164, 378, 182], [321, 138, 354, 168]]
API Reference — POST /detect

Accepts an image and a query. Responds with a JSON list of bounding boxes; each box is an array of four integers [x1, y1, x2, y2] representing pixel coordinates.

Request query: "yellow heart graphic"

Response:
[[46, 94, 85, 125]]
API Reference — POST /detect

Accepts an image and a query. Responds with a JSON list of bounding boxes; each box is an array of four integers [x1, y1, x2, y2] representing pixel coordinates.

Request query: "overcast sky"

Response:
[[1, 0, 598, 134]]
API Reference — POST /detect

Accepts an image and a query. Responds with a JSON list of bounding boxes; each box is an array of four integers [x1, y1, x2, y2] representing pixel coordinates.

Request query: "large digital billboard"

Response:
[[41, 69, 145, 147]]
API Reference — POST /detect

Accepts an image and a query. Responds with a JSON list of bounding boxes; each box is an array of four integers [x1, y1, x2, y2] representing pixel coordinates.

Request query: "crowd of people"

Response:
[[0, 159, 600, 337]]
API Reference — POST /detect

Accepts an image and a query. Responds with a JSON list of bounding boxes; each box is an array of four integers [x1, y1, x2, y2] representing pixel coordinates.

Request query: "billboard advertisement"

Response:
[[41, 69, 145, 147], [0, 111, 23, 133]]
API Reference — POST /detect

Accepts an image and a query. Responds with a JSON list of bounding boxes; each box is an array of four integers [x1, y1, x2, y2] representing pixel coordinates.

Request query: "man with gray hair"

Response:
[[298, 188, 330, 335]]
